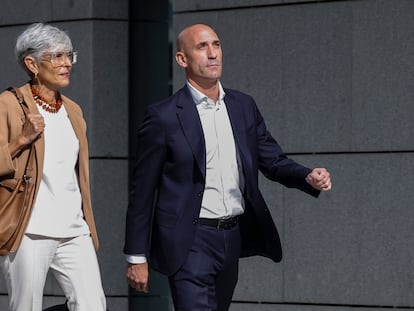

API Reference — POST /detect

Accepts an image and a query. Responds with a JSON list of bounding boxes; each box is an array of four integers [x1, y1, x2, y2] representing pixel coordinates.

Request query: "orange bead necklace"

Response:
[[30, 85, 63, 113]]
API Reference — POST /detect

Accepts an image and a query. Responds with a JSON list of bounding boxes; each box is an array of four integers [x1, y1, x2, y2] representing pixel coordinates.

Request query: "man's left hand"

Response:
[[306, 168, 332, 191]]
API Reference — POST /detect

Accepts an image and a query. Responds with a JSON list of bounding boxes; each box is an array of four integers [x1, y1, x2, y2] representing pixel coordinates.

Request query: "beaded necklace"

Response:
[[30, 85, 63, 113]]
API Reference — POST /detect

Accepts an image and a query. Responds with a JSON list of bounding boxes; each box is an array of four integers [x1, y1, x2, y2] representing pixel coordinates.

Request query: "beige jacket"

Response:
[[0, 83, 99, 251]]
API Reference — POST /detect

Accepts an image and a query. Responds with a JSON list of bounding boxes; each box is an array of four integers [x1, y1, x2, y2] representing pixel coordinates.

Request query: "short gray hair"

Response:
[[15, 23, 73, 76]]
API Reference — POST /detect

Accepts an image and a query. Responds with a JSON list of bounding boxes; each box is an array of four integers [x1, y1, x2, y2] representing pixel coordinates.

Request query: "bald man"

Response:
[[124, 24, 331, 311]]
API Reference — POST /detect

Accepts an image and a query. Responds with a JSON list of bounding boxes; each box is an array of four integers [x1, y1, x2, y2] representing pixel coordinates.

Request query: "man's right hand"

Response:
[[127, 262, 149, 293]]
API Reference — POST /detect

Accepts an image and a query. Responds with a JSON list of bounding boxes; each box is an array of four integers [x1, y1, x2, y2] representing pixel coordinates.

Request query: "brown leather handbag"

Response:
[[0, 87, 36, 255]]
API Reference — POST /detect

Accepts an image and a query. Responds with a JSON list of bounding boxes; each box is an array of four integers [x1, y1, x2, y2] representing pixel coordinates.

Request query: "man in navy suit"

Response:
[[124, 23, 332, 311]]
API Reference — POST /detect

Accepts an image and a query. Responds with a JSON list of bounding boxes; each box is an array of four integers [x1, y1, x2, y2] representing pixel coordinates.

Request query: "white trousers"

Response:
[[0, 234, 106, 311]]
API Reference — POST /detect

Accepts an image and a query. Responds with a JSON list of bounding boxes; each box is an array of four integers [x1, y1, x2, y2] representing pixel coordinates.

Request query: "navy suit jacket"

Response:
[[124, 85, 320, 276]]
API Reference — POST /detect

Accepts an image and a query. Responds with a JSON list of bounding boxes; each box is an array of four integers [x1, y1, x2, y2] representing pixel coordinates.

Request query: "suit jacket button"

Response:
[[192, 219, 198, 225], [198, 191, 203, 197]]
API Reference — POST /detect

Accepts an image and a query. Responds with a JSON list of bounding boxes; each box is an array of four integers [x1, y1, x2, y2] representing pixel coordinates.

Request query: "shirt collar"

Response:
[[186, 81, 226, 106]]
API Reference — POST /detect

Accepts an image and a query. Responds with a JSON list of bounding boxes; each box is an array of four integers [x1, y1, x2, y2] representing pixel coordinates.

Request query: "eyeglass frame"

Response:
[[40, 51, 78, 67]]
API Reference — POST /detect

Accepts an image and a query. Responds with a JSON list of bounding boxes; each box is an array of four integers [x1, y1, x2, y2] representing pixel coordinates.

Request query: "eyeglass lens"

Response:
[[47, 51, 78, 66]]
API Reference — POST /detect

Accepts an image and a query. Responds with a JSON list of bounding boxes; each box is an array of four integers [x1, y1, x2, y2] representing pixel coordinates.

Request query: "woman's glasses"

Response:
[[41, 51, 78, 67]]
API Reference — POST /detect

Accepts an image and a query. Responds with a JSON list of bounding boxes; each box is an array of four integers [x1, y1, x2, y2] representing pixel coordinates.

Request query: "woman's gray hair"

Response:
[[15, 23, 73, 76]]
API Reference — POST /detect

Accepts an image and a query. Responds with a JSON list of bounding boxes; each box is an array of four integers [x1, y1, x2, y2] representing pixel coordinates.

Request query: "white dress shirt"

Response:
[[189, 82, 244, 219]]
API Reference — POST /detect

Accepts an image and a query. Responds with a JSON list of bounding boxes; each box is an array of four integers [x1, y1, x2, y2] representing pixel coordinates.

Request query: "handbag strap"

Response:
[[6, 87, 30, 116], [6, 87, 35, 177]]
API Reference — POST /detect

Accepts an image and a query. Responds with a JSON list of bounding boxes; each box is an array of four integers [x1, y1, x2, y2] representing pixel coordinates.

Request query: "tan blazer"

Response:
[[0, 83, 99, 251]]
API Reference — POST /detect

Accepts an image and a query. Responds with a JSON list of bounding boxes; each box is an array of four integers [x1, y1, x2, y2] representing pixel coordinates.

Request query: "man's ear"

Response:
[[24, 56, 39, 76], [175, 51, 187, 68]]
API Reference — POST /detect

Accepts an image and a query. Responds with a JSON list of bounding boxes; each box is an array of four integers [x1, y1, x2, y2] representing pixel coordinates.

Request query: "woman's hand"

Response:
[[21, 113, 45, 144], [8, 113, 45, 158]]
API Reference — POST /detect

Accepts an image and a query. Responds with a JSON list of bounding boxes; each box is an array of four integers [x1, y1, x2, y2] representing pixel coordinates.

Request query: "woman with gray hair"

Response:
[[0, 23, 106, 310]]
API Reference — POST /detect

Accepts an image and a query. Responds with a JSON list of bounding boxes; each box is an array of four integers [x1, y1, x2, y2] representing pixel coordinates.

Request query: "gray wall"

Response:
[[1, 0, 413, 310], [172, 0, 414, 310]]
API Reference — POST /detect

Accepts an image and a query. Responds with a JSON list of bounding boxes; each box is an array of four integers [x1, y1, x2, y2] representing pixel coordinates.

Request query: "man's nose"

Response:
[[207, 45, 217, 58]]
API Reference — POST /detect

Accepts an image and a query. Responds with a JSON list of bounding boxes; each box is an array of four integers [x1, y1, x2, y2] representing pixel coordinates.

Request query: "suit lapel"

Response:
[[175, 88, 206, 179]]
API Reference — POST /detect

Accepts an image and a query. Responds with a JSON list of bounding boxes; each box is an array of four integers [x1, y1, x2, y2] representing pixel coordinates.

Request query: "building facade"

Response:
[[1, 0, 414, 310]]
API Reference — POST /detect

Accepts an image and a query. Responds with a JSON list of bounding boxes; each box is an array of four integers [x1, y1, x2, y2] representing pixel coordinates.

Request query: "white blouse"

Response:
[[26, 104, 90, 238]]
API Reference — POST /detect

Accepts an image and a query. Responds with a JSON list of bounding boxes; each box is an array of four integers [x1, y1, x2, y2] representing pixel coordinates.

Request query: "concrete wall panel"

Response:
[[0, 0, 127, 23], [283, 154, 414, 306], [90, 159, 129, 296], [173, 0, 327, 12], [0, 0, 63, 24], [89, 21, 129, 157], [0, 26, 28, 87], [352, 0, 414, 151]]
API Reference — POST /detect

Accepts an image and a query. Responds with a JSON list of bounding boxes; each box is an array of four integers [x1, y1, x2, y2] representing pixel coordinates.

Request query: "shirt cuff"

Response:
[[125, 254, 147, 264]]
